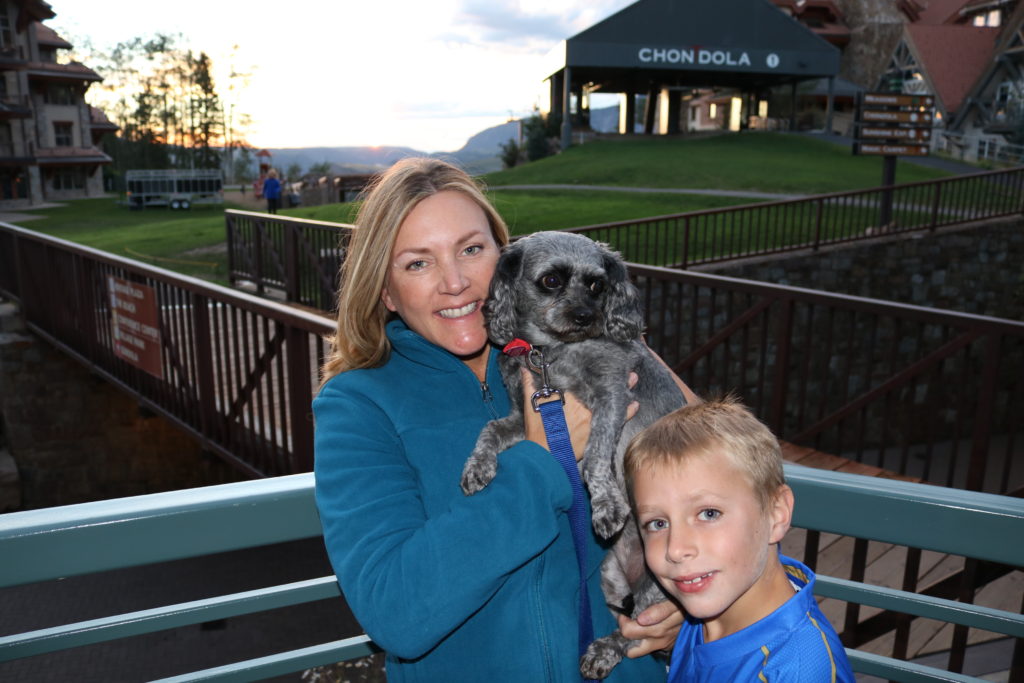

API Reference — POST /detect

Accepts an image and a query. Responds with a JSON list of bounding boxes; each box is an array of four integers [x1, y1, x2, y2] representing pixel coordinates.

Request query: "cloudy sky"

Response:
[[53, 0, 636, 152]]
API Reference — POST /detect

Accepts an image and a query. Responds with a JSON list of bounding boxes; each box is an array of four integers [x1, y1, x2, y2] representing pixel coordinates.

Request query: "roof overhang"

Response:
[[546, 0, 840, 91]]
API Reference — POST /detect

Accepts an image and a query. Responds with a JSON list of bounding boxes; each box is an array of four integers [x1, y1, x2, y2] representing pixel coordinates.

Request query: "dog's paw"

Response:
[[591, 495, 630, 539], [580, 636, 625, 680], [460, 453, 498, 495]]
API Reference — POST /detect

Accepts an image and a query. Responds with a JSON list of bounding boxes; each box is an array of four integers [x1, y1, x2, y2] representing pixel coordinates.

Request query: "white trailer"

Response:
[[125, 169, 224, 210]]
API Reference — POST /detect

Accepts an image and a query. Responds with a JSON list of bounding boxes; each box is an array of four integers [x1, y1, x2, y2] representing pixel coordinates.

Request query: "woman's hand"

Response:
[[522, 370, 640, 462], [522, 368, 592, 460], [618, 599, 684, 658]]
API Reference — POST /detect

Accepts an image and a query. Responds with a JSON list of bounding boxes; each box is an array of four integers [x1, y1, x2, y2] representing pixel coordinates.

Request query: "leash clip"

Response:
[[503, 339, 564, 412]]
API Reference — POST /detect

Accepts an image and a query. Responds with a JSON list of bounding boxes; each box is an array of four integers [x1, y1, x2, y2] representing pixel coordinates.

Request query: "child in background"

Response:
[[623, 397, 854, 682]]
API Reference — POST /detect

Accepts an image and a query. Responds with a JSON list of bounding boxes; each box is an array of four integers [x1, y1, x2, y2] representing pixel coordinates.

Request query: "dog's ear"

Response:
[[484, 242, 524, 345], [602, 250, 644, 342]]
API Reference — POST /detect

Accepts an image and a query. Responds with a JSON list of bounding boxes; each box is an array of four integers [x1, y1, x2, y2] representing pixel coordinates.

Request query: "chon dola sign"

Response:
[[638, 46, 779, 70]]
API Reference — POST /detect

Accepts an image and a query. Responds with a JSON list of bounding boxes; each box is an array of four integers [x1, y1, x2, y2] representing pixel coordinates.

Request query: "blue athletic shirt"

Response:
[[668, 555, 854, 682]]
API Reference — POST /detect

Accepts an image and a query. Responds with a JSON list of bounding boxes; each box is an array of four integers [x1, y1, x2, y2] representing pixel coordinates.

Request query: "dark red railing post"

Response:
[[253, 216, 265, 297], [813, 198, 824, 251], [286, 325, 315, 473], [930, 180, 943, 232], [190, 292, 218, 441], [225, 212, 237, 286], [966, 333, 1001, 492], [284, 222, 300, 303], [681, 215, 691, 268], [768, 297, 794, 435]]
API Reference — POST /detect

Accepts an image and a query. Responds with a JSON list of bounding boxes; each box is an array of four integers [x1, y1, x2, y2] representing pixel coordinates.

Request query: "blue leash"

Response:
[[505, 339, 595, 681], [538, 400, 595, 671]]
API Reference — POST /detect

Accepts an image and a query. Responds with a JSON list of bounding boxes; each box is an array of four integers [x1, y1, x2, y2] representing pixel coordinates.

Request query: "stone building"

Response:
[[0, 0, 114, 208]]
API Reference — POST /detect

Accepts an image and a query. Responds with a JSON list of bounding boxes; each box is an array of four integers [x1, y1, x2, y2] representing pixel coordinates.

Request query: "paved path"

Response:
[[490, 183, 805, 200]]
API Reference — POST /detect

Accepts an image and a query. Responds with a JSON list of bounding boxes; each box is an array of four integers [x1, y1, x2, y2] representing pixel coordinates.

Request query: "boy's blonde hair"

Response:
[[319, 157, 510, 382], [624, 396, 785, 511]]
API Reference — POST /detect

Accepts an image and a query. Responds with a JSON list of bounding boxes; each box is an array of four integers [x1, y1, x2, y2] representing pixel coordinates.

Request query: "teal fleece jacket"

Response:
[[314, 319, 667, 682]]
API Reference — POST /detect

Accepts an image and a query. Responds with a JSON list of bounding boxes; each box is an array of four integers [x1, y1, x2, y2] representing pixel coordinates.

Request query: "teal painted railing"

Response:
[[1, 467, 1021, 681]]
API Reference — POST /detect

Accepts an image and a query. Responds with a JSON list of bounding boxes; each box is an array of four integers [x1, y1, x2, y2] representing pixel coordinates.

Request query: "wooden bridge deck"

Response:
[[780, 443, 1021, 666]]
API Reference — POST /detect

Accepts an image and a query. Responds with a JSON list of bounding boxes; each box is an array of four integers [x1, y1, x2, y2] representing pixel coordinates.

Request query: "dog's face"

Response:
[[484, 232, 644, 346]]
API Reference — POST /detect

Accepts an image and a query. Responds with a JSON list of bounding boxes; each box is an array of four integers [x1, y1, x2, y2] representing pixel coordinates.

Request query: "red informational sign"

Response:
[[861, 109, 932, 124], [863, 93, 935, 108], [859, 126, 932, 141], [108, 276, 163, 379]]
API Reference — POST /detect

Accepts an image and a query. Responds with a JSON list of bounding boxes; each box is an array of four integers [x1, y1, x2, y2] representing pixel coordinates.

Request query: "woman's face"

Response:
[[382, 190, 500, 376]]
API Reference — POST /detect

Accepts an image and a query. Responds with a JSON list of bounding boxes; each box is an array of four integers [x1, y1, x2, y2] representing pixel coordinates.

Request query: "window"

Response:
[[53, 122, 73, 147], [0, 6, 10, 49], [0, 168, 27, 199], [52, 169, 85, 190], [0, 121, 12, 157], [709, 103, 717, 119], [45, 85, 76, 105]]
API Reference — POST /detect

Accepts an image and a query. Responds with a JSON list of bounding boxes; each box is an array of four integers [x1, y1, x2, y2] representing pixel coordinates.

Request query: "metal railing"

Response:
[[225, 168, 1024, 309], [225, 210, 353, 313], [0, 222, 333, 478], [635, 264, 1024, 496], [1, 468, 1020, 681], [563, 166, 1024, 267]]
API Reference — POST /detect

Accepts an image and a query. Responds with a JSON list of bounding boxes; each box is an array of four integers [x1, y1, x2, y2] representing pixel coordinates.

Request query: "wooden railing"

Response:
[[225, 210, 353, 313], [0, 222, 332, 478], [1, 468, 1021, 681]]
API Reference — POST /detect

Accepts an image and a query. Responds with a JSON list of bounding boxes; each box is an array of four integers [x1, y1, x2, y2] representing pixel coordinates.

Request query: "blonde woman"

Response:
[[314, 157, 686, 682]]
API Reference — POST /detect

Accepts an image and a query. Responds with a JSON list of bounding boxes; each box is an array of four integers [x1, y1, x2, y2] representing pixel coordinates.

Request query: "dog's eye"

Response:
[[589, 280, 605, 295], [541, 274, 562, 289]]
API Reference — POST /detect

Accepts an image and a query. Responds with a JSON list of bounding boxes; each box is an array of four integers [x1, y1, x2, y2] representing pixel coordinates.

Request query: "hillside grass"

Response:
[[484, 132, 949, 193], [7, 132, 958, 280]]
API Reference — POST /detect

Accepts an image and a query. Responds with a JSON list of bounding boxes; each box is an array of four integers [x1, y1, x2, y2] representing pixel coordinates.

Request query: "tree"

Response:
[[84, 33, 245, 186], [285, 163, 303, 182], [500, 139, 521, 169], [523, 111, 560, 162], [307, 161, 332, 177]]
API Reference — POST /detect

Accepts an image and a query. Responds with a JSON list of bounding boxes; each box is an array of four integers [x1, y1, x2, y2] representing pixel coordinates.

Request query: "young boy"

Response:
[[624, 397, 855, 683]]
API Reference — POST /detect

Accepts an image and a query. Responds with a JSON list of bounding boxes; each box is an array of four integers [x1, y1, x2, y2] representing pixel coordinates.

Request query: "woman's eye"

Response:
[[464, 244, 482, 256], [643, 519, 669, 532], [406, 260, 427, 271], [698, 509, 721, 522], [541, 274, 562, 289]]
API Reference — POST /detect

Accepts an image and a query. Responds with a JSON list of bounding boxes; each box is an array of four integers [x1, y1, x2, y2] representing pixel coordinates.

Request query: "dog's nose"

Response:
[[572, 308, 595, 327]]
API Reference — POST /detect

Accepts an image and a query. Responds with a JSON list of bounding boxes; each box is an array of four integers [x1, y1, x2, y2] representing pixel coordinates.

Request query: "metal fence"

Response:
[[225, 168, 1024, 307], [563, 166, 1024, 267], [1, 222, 333, 478], [226, 210, 353, 313], [635, 264, 1024, 496], [1, 468, 1021, 681]]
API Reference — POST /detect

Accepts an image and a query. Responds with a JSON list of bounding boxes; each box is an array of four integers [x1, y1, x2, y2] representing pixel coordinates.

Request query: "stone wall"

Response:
[[0, 300, 244, 511], [701, 218, 1024, 321]]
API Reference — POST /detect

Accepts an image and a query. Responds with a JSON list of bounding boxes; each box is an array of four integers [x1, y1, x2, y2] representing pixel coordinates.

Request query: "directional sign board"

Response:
[[853, 91, 935, 157]]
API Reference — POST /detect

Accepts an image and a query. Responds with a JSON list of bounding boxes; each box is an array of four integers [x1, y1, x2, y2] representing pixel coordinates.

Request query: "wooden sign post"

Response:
[[853, 92, 936, 228]]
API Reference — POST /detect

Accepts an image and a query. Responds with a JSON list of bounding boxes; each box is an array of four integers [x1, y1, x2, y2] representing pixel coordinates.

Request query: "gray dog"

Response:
[[460, 231, 687, 679]]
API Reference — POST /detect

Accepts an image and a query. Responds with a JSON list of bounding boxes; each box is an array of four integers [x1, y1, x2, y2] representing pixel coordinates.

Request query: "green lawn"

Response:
[[485, 132, 950, 194], [8, 132, 962, 281]]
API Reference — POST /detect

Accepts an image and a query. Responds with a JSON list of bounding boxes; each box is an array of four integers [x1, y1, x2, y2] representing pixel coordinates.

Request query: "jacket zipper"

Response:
[[480, 380, 499, 419]]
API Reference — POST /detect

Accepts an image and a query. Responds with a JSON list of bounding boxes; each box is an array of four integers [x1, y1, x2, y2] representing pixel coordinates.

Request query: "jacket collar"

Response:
[[385, 318, 497, 376]]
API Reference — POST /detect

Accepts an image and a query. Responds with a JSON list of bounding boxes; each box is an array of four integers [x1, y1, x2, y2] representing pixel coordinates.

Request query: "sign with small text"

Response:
[[108, 276, 163, 378]]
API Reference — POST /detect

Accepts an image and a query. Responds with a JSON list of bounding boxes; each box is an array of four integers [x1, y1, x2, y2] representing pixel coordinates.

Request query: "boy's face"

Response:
[[633, 447, 793, 640]]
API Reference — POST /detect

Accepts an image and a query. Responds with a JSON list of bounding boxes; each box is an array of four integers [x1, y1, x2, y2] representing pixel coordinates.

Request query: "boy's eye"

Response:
[[643, 518, 669, 532], [697, 509, 721, 522]]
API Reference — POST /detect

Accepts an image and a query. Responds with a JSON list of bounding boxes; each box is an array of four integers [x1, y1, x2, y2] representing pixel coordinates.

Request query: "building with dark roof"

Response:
[[0, 0, 114, 207]]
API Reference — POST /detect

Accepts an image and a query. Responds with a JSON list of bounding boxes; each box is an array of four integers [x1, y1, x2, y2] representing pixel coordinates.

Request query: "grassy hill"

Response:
[[9, 132, 958, 281], [483, 132, 949, 194]]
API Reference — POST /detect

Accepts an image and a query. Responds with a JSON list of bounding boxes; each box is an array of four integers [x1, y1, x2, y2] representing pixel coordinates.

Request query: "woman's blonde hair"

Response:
[[319, 157, 510, 383], [624, 396, 786, 512]]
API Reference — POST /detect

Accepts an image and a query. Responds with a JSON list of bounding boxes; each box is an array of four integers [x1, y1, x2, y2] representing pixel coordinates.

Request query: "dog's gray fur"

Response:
[[460, 231, 686, 679]]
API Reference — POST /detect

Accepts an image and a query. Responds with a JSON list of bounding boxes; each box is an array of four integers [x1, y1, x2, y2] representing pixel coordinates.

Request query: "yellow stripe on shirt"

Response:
[[807, 612, 838, 683]]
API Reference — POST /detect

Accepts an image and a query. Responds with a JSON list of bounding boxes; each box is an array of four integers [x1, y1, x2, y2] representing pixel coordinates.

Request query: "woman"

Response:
[[314, 158, 688, 682]]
